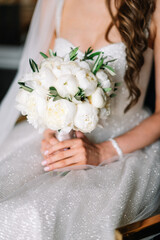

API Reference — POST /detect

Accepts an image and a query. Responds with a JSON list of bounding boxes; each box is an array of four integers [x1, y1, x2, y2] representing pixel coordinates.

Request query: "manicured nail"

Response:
[[41, 161, 47, 166], [44, 166, 50, 171], [44, 150, 49, 156]]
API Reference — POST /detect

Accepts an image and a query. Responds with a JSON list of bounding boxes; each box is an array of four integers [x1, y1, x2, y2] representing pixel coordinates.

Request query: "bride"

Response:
[[0, 0, 160, 239]]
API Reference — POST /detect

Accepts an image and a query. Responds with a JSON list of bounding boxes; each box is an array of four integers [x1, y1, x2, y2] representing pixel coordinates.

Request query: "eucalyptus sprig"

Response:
[[69, 47, 79, 61], [92, 53, 117, 76], [29, 59, 39, 73], [49, 49, 57, 57], [82, 47, 101, 61], [92, 52, 104, 75], [18, 82, 33, 93], [49, 86, 61, 101], [74, 87, 86, 101], [40, 52, 48, 59]]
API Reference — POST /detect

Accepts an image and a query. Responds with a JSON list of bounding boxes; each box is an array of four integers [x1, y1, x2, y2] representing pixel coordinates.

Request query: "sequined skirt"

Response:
[[0, 109, 160, 240]]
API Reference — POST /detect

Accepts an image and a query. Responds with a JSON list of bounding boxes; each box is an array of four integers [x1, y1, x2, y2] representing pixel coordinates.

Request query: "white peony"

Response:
[[38, 68, 57, 90], [96, 70, 111, 89], [90, 87, 106, 108], [16, 89, 30, 116], [76, 60, 91, 71], [99, 106, 110, 120], [76, 69, 98, 96], [16, 89, 47, 130], [21, 69, 56, 93], [46, 99, 76, 131], [74, 102, 98, 133], [40, 56, 63, 71], [55, 74, 79, 98], [52, 62, 80, 78]]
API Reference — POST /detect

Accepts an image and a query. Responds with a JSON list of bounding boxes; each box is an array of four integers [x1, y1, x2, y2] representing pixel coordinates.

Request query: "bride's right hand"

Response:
[[41, 129, 58, 157]]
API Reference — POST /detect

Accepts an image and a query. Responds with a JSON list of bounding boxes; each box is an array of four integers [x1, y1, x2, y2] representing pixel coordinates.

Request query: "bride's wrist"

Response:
[[96, 141, 118, 163]]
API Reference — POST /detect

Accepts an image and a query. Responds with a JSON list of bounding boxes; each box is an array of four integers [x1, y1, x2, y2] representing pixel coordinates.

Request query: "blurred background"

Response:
[[0, 0, 155, 112], [0, 0, 37, 102]]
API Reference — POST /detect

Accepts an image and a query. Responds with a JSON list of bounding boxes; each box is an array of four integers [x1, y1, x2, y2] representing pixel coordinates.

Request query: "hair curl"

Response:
[[105, 0, 155, 112]]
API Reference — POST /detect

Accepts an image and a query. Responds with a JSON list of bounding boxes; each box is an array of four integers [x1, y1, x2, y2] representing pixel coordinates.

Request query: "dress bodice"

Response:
[[53, 0, 154, 142]]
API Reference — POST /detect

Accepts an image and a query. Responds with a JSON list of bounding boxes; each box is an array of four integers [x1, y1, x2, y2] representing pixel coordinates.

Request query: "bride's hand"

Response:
[[41, 131, 104, 171], [42, 132, 116, 171], [41, 129, 58, 157]]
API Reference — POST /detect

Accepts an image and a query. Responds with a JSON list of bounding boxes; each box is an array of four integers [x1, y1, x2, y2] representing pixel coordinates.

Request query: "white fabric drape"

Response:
[[0, 0, 58, 146]]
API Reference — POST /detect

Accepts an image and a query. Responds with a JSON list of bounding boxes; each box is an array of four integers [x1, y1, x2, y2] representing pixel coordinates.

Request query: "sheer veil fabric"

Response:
[[0, 0, 59, 146]]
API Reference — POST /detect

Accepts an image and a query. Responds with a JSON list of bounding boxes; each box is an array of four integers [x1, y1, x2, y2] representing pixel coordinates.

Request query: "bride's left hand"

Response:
[[41, 131, 103, 171]]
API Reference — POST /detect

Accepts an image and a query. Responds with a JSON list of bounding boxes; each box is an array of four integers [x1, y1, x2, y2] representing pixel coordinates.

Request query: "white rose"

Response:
[[55, 74, 79, 98], [90, 87, 106, 108], [74, 102, 98, 133], [46, 99, 76, 131], [76, 69, 97, 96], [96, 70, 111, 89]]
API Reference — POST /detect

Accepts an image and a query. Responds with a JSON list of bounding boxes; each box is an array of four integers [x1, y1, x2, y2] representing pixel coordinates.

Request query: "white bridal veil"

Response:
[[0, 0, 59, 146]]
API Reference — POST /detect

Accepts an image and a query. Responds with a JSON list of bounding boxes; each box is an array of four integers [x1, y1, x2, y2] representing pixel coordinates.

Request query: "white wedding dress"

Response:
[[0, 1, 160, 240]]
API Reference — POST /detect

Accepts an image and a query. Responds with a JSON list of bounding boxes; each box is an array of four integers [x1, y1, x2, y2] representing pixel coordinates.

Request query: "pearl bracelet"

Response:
[[109, 138, 123, 159]]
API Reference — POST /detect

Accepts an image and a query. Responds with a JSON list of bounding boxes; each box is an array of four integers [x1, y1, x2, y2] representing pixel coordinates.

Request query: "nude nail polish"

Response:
[[41, 161, 47, 166], [44, 150, 49, 156], [44, 166, 50, 171]]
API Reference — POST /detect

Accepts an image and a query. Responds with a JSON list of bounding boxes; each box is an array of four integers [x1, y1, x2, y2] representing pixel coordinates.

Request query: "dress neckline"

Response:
[[55, 37, 125, 55]]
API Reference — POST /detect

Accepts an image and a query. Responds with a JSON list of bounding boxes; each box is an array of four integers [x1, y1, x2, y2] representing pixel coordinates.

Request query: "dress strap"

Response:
[[55, 0, 65, 38]]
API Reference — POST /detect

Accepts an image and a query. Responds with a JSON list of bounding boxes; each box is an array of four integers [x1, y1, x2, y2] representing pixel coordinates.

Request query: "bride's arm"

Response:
[[98, 2, 160, 162]]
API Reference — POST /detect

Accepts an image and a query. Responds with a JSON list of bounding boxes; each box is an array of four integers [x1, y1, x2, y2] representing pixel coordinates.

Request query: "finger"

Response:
[[43, 129, 55, 141], [46, 138, 84, 156], [49, 137, 59, 146], [41, 139, 52, 154], [43, 155, 84, 171], [76, 131, 89, 143], [41, 148, 77, 166], [76, 131, 85, 138]]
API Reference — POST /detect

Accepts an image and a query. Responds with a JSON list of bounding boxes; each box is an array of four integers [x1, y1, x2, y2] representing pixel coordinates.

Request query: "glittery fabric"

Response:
[[0, 4, 160, 239]]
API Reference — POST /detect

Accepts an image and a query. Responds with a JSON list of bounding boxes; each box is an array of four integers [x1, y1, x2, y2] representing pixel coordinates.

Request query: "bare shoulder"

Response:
[[150, 0, 160, 43]]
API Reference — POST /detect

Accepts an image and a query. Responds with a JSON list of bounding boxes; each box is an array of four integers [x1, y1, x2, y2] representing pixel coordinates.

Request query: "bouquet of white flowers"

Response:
[[16, 47, 119, 141]]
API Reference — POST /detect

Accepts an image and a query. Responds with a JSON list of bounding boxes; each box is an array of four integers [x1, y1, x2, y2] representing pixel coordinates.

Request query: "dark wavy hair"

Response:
[[105, 0, 155, 112]]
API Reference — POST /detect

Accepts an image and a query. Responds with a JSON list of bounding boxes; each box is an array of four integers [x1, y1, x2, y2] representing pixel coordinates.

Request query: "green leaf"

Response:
[[29, 59, 39, 72], [49, 86, 59, 97], [82, 47, 102, 61], [110, 93, 117, 98], [105, 58, 117, 64], [18, 82, 33, 92], [49, 86, 57, 91], [74, 87, 86, 101], [60, 171, 70, 177], [69, 47, 79, 61], [97, 82, 101, 87], [115, 82, 121, 87], [103, 87, 112, 93], [53, 96, 61, 101], [103, 64, 116, 76], [40, 52, 48, 59], [49, 49, 57, 57], [92, 52, 104, 75]]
